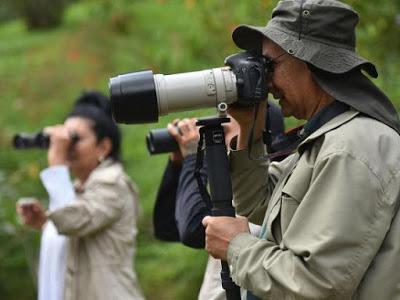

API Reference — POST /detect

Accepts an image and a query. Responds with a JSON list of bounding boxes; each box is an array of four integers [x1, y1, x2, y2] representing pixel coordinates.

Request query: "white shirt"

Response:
[[38, 166, 75, 300]]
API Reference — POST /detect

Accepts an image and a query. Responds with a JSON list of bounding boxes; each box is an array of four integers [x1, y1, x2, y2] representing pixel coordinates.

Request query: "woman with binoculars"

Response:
[[16, 91, 144, 300]]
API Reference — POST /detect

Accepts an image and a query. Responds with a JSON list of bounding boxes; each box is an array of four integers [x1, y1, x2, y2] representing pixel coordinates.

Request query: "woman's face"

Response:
[[64, 117, 110, 181]]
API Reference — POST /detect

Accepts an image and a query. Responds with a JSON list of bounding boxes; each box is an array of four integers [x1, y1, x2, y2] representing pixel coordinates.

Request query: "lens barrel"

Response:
[[109, 68, 237, 125], [146, 128, 178, 155]]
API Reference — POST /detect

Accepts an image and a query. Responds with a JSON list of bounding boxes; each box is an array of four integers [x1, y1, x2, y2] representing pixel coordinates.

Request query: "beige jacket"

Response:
[[228, 110, 400, 299], [48, 160, 145, 300]]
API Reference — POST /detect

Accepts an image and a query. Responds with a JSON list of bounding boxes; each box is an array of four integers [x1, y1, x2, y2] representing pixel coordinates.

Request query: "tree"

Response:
[[9, 0, 69, 30]]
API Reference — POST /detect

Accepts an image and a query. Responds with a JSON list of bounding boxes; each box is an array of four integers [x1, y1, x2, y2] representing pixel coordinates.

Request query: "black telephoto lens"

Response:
[[146, 128, 179, 155]]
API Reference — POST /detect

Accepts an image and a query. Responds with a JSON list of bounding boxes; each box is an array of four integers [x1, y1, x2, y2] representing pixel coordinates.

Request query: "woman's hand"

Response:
[[43, 125, 72, 166], [16, 198, 47, 230]]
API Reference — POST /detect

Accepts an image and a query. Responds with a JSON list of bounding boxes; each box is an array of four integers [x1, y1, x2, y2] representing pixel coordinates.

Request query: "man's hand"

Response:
[[223, 116, 240, 151], [167, 119, 184, 164], [16, 198, 47, 230], [202, 215, 250, 260], [43, 125, 73, 166], [228, 101, 267, 150], [167, 118, 199, 158]]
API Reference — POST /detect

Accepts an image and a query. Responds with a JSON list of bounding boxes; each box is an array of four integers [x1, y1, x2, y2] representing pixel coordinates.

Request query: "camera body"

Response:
[[109, 51, 270, 124], [224, 51, 268, 105]]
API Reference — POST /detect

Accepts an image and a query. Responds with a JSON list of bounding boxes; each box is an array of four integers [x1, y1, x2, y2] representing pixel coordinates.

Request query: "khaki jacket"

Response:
[[228, 110, 400, 299], [48, 160, 145, 300]]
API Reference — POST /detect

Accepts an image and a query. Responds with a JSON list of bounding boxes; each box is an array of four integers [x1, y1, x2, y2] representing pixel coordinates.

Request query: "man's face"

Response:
[[262, 38, 318, 120]]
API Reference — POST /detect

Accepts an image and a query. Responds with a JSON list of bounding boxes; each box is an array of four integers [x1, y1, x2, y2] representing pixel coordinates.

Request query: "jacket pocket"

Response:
[[280, 193, 299, 234]]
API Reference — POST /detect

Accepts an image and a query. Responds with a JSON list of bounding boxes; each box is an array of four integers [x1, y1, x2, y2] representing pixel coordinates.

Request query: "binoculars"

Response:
[[13, 131, 80, 149]]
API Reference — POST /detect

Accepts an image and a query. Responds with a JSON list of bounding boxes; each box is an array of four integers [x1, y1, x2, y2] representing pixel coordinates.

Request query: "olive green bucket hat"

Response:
[[232, 0, 378, 78]]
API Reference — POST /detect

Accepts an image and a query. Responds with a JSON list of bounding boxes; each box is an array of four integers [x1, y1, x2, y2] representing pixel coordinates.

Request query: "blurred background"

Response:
[[0, 0, 399, 299]]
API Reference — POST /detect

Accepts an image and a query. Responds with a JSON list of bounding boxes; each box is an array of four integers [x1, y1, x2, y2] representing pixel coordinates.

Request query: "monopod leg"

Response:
[[197, 117, 241, 300]]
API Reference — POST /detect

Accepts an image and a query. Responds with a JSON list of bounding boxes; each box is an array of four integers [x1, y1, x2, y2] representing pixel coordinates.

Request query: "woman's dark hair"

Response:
[[67, 91, 122, 161]]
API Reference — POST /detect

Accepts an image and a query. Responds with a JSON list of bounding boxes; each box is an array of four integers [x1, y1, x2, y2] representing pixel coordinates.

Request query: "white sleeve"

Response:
[[248, 222, 261, 237], [40, 165, 76, 211]]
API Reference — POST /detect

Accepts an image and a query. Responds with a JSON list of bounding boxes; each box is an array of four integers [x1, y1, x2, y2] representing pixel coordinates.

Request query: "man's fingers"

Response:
[[202, 216, 211, 227], [188, 118, 198, 129], [178, 119, 190, 134], [167, 123, 181, 140]]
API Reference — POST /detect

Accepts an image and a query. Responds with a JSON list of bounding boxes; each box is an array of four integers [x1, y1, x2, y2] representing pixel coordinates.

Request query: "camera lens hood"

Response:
[[109, 70, 159, 124]]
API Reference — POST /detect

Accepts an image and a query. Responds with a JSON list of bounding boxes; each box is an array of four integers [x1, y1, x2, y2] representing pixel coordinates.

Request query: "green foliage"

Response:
[[0, 1, 399, 299], [347, 0, 400, 101], [0, 2, 17, 23]]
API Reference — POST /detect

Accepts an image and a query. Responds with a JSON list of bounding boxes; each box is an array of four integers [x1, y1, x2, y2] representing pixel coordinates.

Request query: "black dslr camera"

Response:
[[109, 51, 271, 125], [109, 51, 272, 154]]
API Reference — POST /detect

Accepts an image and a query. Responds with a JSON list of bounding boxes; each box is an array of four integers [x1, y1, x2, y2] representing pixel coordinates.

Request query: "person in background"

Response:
[[17, 91, 145, 300], [153, 101, 285, 299]]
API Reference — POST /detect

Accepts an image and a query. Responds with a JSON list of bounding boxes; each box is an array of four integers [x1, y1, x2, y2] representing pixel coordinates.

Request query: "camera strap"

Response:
[[194, 127, 213, 209], [266, 101, 350, 160], [263, 101, 273, 153], [247, 102, 269, 161]]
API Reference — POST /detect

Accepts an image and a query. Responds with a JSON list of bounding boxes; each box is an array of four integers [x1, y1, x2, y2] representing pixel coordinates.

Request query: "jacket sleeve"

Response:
[[48, 177, 126, 237], [230, 139, 286, 225], [153, 160, 181, 242], [227, 150, 400, 299], [175, 154, 211, 249]]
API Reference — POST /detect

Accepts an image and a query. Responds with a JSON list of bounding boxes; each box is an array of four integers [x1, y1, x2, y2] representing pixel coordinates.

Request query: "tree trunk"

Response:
[[12, 0, 68, 30]]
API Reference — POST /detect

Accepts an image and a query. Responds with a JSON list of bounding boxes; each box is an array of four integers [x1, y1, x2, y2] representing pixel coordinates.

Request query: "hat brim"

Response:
[[232, 24, 378, 78]]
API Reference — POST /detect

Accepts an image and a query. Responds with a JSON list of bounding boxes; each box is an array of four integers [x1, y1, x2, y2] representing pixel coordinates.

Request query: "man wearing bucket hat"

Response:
[[202, 0, 400, 299]]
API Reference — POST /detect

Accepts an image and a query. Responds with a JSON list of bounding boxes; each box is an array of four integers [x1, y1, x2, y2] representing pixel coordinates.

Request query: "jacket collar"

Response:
[[298, 109, 359, 152], [74, 159, 115, 193]]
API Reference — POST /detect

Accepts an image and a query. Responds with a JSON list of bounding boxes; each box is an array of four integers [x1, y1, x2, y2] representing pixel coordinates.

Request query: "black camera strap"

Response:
[[194, 127, 213, 210], [264, 101, 273, 153], [265, 100, 350, 160], [247, 102, 269, 161]]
